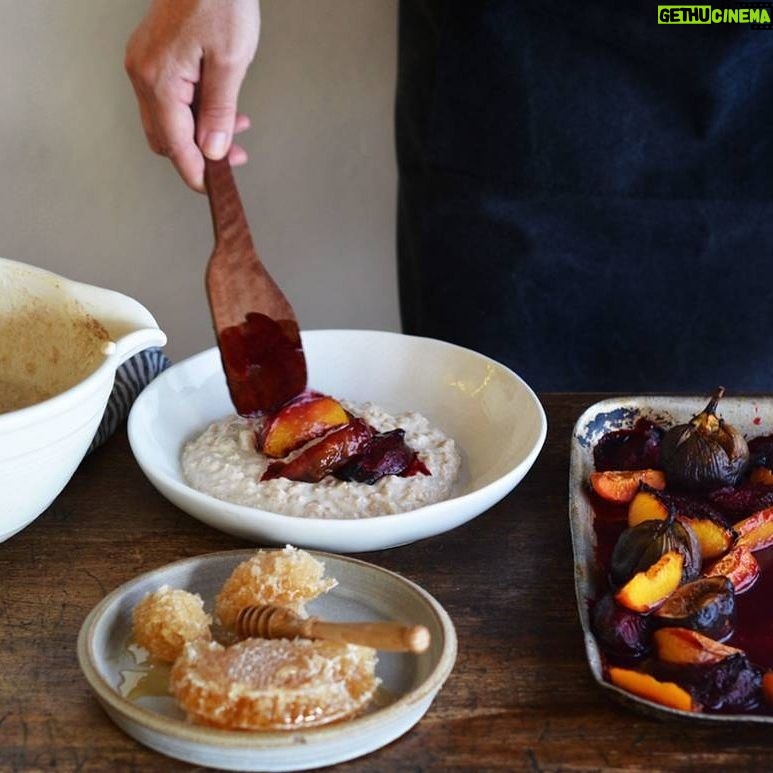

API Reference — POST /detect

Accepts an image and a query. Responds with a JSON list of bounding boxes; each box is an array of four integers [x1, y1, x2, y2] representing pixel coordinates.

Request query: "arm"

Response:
[[125, 0, 261, 191]]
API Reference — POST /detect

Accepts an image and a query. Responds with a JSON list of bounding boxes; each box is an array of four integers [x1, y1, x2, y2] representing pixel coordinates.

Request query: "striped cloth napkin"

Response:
[[88, 347, 172, 452]]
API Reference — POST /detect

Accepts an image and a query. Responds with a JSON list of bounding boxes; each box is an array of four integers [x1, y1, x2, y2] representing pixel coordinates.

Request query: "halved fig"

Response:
[[590, 593, 652, 659], [653, 576, 735, 641]]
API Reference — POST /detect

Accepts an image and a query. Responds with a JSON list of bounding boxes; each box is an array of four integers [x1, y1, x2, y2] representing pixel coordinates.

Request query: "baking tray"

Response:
[[570, 395, 773, 724]]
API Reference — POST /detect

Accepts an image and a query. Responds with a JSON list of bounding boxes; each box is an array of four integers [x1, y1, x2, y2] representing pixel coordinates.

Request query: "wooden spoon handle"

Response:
[[236, 604, 431, 653], [204, 157, 253, 248]]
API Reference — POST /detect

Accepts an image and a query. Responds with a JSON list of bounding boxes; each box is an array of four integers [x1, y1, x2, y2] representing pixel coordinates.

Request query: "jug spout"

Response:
[[69, 281, 167, 366]]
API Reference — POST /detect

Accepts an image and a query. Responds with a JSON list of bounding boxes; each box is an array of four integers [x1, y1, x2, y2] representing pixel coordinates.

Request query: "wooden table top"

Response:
[[1, 393, 772, 772]]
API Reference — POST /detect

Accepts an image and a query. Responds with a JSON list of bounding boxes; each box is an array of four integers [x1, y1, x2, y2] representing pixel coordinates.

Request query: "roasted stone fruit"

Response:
[[615, 551, 684, 613], [734, 506, 773, 553], [660, 387, 749, 492], [334, 429, 429, 484], [653, 627, 743, 665], [590, 592, 652, 659], [258, 392, 349, 458], [609, 517, 701, 589], [261, 418, 373, 483], [592, 418, 664, 472], [590, 469, 666, 504], [653, 576, 735, 641], [627, 485, 669, 527], [763, 672, 773, 707], [703, 545, 760, 594], [607, 666, 699, 712]]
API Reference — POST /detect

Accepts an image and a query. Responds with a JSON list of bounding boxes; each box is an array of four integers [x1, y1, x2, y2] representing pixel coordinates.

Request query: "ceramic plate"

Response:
[[77, 550, 457, 770], [128, 330, 546, 552], [570, 395, 773, 724]]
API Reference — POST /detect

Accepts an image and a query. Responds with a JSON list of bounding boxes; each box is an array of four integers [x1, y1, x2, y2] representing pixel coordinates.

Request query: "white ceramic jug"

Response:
[[0, 257, 167, 542]]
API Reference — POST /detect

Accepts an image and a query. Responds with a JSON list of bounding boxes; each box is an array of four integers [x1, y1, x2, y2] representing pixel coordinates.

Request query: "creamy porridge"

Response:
[[182, 401, 461, 518]]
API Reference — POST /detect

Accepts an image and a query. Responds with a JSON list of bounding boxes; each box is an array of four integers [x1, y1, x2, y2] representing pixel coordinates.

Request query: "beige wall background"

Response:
[[0, 0, 399, 361]]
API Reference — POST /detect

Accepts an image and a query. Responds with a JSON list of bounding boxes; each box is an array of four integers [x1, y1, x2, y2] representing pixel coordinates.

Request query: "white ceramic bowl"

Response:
[[128, 330, 546, 552], [0, 257, 166, 542]]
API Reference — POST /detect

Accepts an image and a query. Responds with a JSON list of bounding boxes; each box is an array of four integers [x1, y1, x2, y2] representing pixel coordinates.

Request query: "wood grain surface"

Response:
[[1, 394, 772, 772]]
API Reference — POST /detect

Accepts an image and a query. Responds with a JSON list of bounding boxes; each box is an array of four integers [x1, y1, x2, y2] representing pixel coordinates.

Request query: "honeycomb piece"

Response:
[[215, 546, 336, 630], [132, 585, 212, 662], [169, 637, 379, 730]]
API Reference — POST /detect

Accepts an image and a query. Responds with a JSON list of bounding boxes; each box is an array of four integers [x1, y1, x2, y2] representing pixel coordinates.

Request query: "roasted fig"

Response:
[[660, 387, 749, 492], [653, 576, 735, 641], [590, 592, 652, 659], [609, 514, 701, 589], [655, 653, 763, 712]]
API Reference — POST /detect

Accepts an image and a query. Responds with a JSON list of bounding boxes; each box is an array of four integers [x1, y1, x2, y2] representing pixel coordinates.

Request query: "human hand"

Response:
[[125, 0, 261, 191]]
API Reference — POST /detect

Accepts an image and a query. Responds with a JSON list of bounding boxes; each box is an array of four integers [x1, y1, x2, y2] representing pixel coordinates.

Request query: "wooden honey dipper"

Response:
[[235, 604, 431, 653]]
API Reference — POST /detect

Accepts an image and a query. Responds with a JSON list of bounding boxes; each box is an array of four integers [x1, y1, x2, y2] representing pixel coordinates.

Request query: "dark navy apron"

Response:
[[396, 0, 773, 391]]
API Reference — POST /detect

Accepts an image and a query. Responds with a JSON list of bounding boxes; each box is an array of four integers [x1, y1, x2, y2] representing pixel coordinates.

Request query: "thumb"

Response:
[[196, 55, 247, 160]]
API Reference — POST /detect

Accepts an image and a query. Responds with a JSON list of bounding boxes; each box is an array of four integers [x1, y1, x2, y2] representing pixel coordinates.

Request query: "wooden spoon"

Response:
[[235, 604, 431, 653], [204, 158, 307, 415]]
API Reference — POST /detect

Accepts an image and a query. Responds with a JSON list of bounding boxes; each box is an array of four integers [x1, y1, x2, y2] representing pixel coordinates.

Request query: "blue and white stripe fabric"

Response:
[[88, 347, 172, 452]]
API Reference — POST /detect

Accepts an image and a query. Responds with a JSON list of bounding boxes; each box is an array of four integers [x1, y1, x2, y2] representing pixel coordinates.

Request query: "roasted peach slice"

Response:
[[703, 545, 760, 594], [614, 551, 684, 613], [763, 672, 773, 707], [677, 515, 736, 562], [734, 506, 773, 553], [653, 627, 743, 666], [608, 666, 699, 712], [627, 485, 669, 527], [257, 391, 349, 458], [261, 418, 372, 483], [590, 470, 666, 504], [749, 466, 773, 485]]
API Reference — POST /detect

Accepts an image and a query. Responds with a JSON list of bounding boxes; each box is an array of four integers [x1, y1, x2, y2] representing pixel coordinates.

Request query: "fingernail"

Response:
[[202, 131, 228, 160]]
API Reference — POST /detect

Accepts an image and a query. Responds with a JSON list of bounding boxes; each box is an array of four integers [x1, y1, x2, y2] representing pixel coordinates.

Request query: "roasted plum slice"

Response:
[[734, 506, 773, 553], [593, 418, 664, 472], [257, 392, 349, 458], [261, 418, 373, 483], [334, 429, 429, 484], [590, 593, 652, 659], [653, 576, 735, 641], [703, 545, 760, 594]]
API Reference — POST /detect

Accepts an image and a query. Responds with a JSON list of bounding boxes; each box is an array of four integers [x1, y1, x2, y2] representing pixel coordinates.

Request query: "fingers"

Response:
[[195, 52, 251, 161]]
